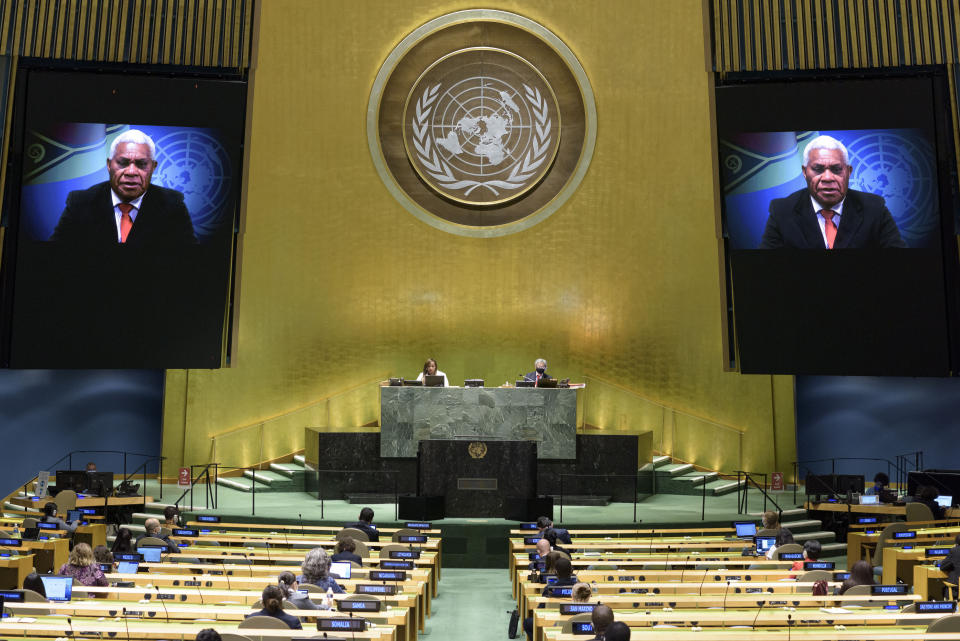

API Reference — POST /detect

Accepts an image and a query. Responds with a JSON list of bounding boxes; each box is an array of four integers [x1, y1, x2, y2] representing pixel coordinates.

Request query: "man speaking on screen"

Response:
[[758, 134, 906, 249], [49, 129, 197, 246]]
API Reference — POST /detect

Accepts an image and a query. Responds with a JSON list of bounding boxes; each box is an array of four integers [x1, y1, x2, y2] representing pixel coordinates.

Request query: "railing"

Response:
[[791, 453, 923, 503], [173, 463, 220, 512], [735, 470, 781, 516], [38, 449, 163, 498], [315, 469, 401, 521], [207, 375, 388, 470], [558, 473, 646, 523]]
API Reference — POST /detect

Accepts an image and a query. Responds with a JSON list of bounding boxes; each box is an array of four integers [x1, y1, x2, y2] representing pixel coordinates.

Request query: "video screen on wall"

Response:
[[0, 70, 246, 368], [716, 74, 958, 376]]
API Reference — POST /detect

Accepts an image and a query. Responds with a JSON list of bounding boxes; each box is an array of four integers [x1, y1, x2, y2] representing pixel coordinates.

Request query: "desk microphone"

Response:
[[721, 580, 731, 612], [195, 579, 205, 604], [299, 513, 305, 537], [67, 615, 75, 638], [696, 567, 708, 595], [678, 555, 691, 583], [240, 552, 254, 577], [663, 545, 672, 571], [787, 613, 792, 641], [154, 585, 170, 623], [220, 560, 232, 590], [121, 606, 132, 641], [751, 599, 766, 629]]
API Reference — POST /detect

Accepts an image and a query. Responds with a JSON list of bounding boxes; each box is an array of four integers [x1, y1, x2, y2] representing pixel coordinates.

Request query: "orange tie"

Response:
[[118, 203, 134, 243], [822, 209, 837, 249]]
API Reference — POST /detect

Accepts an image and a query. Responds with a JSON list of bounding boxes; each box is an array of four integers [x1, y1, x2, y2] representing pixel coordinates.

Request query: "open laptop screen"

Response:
[[138, 546, 164, 563], [936, 495, 953, 508], [733, 521, 757, 538], [754, 536, 776, 555], [39, 575, 72, 602], [329, 561, 351, 579]]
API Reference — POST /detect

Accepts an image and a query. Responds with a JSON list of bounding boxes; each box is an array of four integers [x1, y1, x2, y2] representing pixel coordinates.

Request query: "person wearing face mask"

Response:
[[523, 359, 553, 386]]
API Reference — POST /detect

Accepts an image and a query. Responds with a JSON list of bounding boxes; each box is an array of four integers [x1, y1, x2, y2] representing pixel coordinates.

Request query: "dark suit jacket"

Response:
[[49, 181, 196, 246], [523, 371, 553, 383], [758, 188, 906, 249], [346, 521, 379, 542], [939, 546, 960, 586]]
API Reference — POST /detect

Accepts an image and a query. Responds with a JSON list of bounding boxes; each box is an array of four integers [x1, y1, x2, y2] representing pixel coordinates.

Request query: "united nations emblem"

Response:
[[404, 48, 560, 206], [468, 441, 488, 459], [368, 10, 596, 237]]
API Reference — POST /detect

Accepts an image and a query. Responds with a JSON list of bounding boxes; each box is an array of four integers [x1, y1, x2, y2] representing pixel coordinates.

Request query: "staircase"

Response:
[[751, 507, 846, 562], [216, 454, 308, 494], [642, 455, 745, 496]]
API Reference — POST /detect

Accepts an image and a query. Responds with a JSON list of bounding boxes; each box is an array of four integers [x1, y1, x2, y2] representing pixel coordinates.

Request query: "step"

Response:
[[650, 455, 671, 469], [293, 454, 306, 466], [673, 472, 719, 486], [793, 530, 836, 544], [242, 470, 295, 489], [819, 542, 846, 558], [269, 463, 305, 479], [707, 479, 744, 496], [779, 519, 822, 534], [216, 477, 266, 493], [548, 495, 612, 507], [344, 492, 396, 505], [654, 464, 694, 478]]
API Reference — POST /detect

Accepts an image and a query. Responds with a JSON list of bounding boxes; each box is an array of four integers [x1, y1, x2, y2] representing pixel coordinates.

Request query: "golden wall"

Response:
[[161, 0, 796, 479]]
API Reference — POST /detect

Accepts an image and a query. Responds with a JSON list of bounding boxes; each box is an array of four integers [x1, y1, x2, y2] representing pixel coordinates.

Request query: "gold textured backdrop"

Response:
[[161, 0, 796, 480]]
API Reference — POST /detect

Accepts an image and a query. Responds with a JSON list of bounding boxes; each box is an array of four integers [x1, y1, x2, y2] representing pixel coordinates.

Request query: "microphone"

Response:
[[721, 580, 731, 613], [663, 545, 672, 570], [121, 606, 132, 641], [696, 566, 709, 596], [678, 555, 691, 584], [154, 585, 170, 623], [67, 616, 75, 638], [299, 513, 305, 537], [751, 599, 766, 629], [220, 560, 232, 590], [241, 552, 254, 577], [195, 579, 205, 604]]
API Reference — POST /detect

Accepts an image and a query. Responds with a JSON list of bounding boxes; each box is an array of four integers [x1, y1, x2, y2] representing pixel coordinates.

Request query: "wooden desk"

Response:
[[73, 523, 107, 549], [0, 553, 34, 589], [912, 563, 947, 600], [9, 495, 152, 509], [2, 538, 69, 574], [549, 627, 960, 640]]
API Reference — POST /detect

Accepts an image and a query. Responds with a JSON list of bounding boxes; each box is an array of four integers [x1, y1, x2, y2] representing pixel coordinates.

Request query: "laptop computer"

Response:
[[859, 494, 879, 505], [733, 521, 757, 538], [936, 495, 953, 508], [423, 375, 445, 387], [329, 561, 352, 579], [138, 546, 164, 563], [39, 575, 72, 602], [754, 535, 776, 556], [536, 378, 558, 388], [117, 561, 139, 574]]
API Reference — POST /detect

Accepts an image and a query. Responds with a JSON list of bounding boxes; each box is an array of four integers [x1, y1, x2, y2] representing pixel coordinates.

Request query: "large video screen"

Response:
[[0, 70, 245, 368], [717, 74, 959, 375]]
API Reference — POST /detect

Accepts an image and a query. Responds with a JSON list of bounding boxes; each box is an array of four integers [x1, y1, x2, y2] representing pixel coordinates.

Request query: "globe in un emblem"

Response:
[[846, 131, 936, 247], [152, 130, 232, 240], [403, 48, 561, 206]]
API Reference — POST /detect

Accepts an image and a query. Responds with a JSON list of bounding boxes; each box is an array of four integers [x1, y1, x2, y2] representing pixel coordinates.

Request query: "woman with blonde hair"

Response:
[[58, 542, 108, 586]]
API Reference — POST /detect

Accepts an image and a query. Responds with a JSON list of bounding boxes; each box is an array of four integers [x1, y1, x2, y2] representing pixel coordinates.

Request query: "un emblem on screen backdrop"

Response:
[[369, 10, 596, 237]]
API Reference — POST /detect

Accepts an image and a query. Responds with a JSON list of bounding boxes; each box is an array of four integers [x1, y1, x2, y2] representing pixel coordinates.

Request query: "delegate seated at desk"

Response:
[[523, 358, 553, 386], [39, 503, 80, 534], [416, 358, 449, 387]]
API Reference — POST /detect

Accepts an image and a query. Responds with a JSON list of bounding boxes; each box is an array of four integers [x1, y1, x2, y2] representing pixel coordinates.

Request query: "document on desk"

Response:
[[821, 607, 851, 614]]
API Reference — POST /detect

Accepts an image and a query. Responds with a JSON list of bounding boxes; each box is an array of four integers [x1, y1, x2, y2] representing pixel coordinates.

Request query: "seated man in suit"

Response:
[[524, 557, 579, 640], [536, 516, 572, 545], [345, 507, 379, 542], [136, 517, 180, 554], [523, 359, 553, 386], [590, 604, 615, 641], [938, 533, 960, 598], [758, 135, 905, 249], [50, 129, 196, 246]]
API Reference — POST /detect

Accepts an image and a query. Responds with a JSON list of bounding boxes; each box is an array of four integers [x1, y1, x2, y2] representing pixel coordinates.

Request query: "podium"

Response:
[[418, 439, 537, 517]]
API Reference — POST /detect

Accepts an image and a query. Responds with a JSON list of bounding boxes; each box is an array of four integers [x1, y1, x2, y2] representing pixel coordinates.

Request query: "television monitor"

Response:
[[138, 546, 164, 563], [39, 575, 72, 602], [328, 561, 351, 579], [0, 68, 246, 368], [716, 73, 960, 375], [733, 521, 757, 538]]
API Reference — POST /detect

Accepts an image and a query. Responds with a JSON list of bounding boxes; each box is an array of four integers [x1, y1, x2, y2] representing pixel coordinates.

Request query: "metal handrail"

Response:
[[45, 449, 162, 480], [735, 470, 781, 516], [792, 453, 924, 503]]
